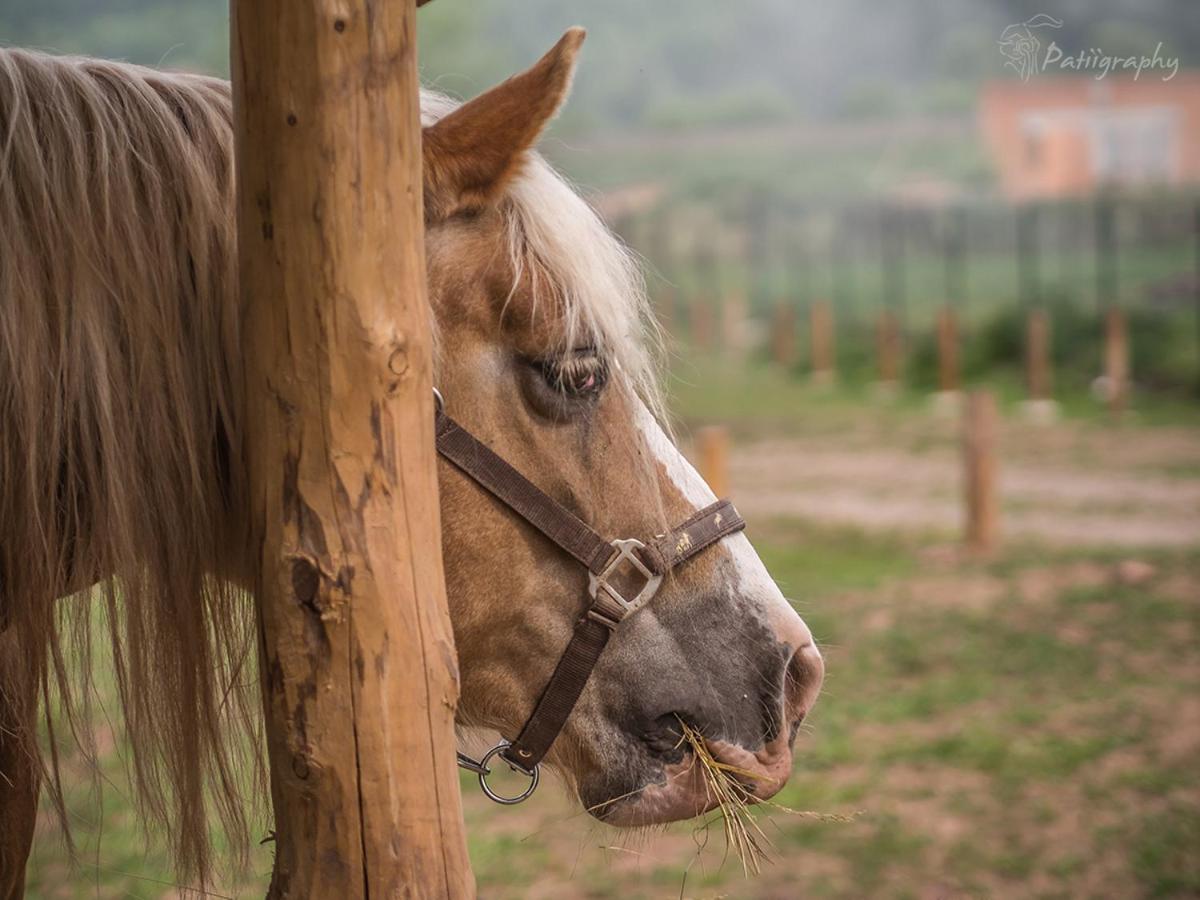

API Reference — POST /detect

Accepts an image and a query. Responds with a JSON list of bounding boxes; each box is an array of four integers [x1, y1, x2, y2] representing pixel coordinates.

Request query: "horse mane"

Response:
[[0, 47, 259, 881], [0, 47, 661, 883]]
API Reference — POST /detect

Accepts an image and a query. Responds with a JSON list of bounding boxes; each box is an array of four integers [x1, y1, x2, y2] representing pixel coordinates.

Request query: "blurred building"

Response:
[[979, 74, 1200, 199]]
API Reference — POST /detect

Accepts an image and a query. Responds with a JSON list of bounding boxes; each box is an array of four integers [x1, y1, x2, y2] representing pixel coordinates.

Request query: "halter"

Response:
[[437, 390, 745, 804]]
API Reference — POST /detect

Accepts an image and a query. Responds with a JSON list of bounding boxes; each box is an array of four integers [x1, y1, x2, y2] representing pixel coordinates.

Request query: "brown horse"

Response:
[[0, 30, 823, 893]]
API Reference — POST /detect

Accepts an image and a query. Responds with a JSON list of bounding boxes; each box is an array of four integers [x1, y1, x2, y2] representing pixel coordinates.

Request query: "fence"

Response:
[[625, 192, 1200, 399]]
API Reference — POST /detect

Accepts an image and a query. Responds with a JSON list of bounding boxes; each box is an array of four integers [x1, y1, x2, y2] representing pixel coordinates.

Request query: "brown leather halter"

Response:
[[437, 390, 746, 804]]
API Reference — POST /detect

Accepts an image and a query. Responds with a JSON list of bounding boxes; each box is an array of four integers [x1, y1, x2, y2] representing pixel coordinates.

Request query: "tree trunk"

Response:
[[231, 1, 474, 896]]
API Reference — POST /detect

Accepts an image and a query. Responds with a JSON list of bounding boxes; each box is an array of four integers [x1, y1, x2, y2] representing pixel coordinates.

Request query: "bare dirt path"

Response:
[[695, 415, 1200, 548]]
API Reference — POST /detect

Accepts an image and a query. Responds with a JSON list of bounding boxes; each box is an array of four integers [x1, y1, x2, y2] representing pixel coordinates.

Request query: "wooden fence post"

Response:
[[936, 305, 960, 393], [696, 427, 730, 498], [810, 298, 836, 382], [963, 390, 998, 553], [232, 1, 474, 896], [1025, 308, 1052, 401], [1104, 307, 1129, 415], [771, 301, 797, 369]]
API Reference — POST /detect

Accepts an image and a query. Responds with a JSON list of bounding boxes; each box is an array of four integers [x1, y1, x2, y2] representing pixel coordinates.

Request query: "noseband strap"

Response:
[[436, 397, 745, 793]]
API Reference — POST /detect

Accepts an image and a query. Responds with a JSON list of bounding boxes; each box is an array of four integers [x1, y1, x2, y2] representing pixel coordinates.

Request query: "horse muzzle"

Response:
[[594, 627, 824, 826]]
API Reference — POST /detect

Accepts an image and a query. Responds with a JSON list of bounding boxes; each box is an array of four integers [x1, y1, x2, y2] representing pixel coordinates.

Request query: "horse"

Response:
[[0, 29, 824, 893]]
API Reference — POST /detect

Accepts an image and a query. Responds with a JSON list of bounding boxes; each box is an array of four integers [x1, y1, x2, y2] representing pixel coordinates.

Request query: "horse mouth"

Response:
[[592, 718, 797, 826], [594, 640, 823, 826]]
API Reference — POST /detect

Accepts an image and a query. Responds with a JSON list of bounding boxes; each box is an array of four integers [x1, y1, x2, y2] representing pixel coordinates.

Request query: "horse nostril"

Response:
[[641, 713, 687, 757]]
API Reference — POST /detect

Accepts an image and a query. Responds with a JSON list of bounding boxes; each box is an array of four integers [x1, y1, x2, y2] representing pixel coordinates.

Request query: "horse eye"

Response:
[[538, 351, 607, 397]]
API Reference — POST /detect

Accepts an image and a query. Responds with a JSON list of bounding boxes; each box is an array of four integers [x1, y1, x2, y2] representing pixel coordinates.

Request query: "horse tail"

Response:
[[0, 48, 262, 882]]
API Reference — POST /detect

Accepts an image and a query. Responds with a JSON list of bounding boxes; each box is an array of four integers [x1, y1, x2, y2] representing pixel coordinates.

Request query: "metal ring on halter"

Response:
[[433, 387, 445, 415], [477, 741, 539, 805]]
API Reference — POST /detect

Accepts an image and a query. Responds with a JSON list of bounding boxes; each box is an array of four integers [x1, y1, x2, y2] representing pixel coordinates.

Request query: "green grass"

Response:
[[1131, 807, 1200, 898], [668, 347, 1200, 437]]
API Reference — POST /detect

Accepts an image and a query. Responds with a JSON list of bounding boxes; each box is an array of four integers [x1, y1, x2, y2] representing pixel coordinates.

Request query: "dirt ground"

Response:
[[714, 410, 1200, 549]]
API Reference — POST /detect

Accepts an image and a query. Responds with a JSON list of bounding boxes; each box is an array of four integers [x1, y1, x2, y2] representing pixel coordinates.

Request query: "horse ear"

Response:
[[423, 27, 585, 220]]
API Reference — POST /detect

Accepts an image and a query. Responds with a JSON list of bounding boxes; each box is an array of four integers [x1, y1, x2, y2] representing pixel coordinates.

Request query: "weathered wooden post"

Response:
[[231, 1, 474, 896], [810, 298, 836, 383], [963, 390, 998, 553], [696, 427, 730, 498], [1104, 306, 1129, 415]]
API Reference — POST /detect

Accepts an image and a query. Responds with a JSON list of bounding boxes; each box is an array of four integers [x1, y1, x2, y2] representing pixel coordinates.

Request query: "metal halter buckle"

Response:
[[457, 741, 540, 805], [587, 538, 663, 628]]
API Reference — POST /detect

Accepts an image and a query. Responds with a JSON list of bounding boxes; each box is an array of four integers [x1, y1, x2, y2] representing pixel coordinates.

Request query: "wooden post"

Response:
[[1104, 306, 1129, 414], [936, 305, 960, 393], [691, 297, 715, 351], [876, 307, 901, 384], [1026, 308, 1052, 400], [696, 427, 730, 498], [810, 298, 836, 381], [231, 2, 474, 897], [963, 391, 998, 552], [771, 301, 797, 369]]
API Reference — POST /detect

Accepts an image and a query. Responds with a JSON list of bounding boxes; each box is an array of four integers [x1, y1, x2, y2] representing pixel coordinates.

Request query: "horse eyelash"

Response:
[[537, 350, 607, 393]]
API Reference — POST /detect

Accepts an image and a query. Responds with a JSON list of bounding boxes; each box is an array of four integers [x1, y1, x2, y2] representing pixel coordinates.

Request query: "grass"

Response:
[[667, 340, 1200, 437]]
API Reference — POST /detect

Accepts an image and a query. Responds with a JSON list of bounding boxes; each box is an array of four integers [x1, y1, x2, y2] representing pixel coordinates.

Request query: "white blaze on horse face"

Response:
[[633, 403, 810, 647]]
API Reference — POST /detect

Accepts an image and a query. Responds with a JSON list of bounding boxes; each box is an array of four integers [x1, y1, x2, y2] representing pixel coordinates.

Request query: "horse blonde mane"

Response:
[[0, 47, 258, 882], [0, 49, 661, 883]]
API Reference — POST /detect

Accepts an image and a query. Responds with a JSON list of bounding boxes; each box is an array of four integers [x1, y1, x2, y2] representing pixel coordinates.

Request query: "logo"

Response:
[[998, 14, 1063, 82], [998, 15, 1180, 82]]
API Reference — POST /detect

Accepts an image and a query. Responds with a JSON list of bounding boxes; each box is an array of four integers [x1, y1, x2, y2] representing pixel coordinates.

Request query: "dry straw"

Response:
[[676, 717, 863, 877]]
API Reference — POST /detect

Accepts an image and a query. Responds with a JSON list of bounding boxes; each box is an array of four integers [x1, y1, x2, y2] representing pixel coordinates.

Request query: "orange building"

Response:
[[979, 74, 1200, 199]]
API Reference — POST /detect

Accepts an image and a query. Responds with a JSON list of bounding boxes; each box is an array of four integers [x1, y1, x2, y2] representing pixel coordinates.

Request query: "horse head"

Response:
[[422, 29, 824, 824]]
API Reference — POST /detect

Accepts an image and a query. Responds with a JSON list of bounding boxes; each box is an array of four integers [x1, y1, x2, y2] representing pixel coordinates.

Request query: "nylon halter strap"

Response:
[[435, 395, 746, 803]]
